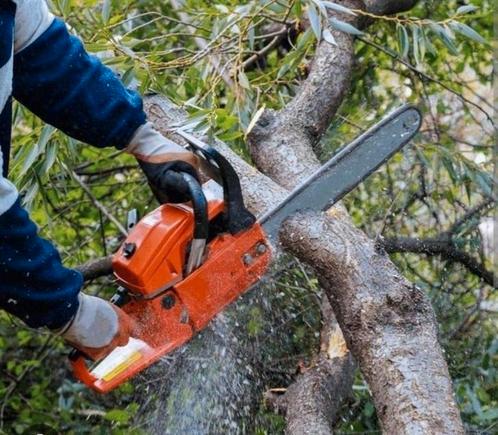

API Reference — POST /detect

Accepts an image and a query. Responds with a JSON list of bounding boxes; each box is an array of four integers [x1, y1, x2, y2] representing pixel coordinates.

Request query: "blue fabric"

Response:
[[0, 198, 82, 329], [0, 99, 11, 177], [0, 3, 15, 67], [0, 3, 15, 176], [13, 18, 146, 149], [0, 15, 148, 328]]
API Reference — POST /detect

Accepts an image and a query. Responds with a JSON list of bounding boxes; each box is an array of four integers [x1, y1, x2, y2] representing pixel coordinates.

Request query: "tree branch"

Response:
[[363, 0, 419, 15], [274, 298, 356, 435], [281, 212, 464, 434], [246, 0, 464, 431], [77, 255, 113, 281], [380, 236, 496, 287]]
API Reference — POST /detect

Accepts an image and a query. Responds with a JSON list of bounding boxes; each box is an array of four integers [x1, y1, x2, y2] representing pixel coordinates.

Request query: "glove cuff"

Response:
[[126, 122, 187, 160], [60, 294, 118, 348]]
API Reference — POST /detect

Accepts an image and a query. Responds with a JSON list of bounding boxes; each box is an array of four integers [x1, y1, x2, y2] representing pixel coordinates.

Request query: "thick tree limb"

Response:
[[247, 2, 360, 187], [245, 0, 463, 432], [281, 212, 464, 434], [363, 0, 418, 15], [268, 298, 356, 435], [380, 236, 496, 286]]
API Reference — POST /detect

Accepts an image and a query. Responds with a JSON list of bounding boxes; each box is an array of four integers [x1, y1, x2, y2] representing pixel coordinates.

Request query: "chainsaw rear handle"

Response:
[[186, 139, 256, 234], [180, 172, 208, 240]]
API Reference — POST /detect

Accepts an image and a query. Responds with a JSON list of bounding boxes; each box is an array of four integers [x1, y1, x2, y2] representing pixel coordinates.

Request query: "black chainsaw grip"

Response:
[[181, 173, 209, 240], [193, 145, 256, 234], [69, 348, 82, 361]]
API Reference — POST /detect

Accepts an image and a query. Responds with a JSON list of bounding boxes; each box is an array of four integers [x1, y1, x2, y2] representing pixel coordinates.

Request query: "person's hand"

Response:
[[127, 122, 200, 203], [59, 293, 135, 361]]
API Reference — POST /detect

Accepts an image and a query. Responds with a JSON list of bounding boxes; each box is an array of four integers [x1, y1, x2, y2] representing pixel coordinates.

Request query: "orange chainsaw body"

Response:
[[71, 189, 271, 393]]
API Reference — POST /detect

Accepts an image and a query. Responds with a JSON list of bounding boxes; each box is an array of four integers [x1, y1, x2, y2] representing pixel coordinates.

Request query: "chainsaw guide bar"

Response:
[[70, 105, 422, 393]]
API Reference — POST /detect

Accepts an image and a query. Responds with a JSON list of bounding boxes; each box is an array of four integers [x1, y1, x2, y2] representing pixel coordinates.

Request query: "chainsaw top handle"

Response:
[[180, 172, 209, 240], [186, 138, 256, 234]]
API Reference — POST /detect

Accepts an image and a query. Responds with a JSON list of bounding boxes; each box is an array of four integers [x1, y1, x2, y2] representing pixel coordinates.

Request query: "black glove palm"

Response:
[[138, 160, 200, 204]]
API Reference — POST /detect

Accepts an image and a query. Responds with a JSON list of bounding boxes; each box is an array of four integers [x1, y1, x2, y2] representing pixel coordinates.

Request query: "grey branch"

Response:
[[275, 298, 356, 434], [245, 0, 463, 431], [77, 255, 113, 281], [363, 0, 419, 15], [281, 213, 464, 434]]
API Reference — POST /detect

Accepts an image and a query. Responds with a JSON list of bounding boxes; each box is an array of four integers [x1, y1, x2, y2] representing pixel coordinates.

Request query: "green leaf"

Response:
[[474, 172, 494, 196], [277, 63, 291, 79], [39, 142, 58, 175], [105, 409, 130, 424], [397, 24, 410, 58], [296, 28, 314, 50], [307, 3, 322, 39], [19, 126, 54, 177], [102, 0, 111, 23], [411, 25, 421, 65], [442, 155, 459, 183], [21, 182, 39, 209], [322, 28, 337, 45], [238, 71, 251, 90], [456, 5, 478, 14], [329, 17, 364, 36], [450, 22, 487, 44], [218, 130, 243, 141], [248, 26, 255, 51], [481, 408, 498, 421], [429, 22, 459, 55], [321, 1, 357, 16]]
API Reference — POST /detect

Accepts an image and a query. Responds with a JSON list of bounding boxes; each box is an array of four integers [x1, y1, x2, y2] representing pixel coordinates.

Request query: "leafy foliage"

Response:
[[1, 0, 494, 433]]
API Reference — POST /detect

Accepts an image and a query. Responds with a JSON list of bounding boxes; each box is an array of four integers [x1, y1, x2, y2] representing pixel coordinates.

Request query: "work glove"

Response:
[[59, 293, 135, 361], [127, 122, 200, 203]]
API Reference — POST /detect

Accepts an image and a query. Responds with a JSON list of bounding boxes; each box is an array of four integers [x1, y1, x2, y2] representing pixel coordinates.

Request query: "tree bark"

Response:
[[267, 298, 356, 435], [281, 212, 464, 433], [244, 0, 464, 432], [77, 255, 112, 281]]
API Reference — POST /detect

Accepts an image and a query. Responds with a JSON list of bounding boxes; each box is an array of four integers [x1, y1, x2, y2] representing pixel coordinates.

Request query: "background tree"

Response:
[[0, 0, 495, 433]]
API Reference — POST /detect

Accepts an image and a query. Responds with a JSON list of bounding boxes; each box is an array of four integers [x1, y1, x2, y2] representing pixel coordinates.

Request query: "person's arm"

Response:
[[13, 3, 200, 202], [0, 196, 82, 329], [0, 2, 138, 356], [13, 12, 145, 149], [2, 1, 196, 356]]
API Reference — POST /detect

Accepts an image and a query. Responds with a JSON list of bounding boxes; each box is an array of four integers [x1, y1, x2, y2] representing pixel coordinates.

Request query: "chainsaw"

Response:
[[70, 105, 422, 393]]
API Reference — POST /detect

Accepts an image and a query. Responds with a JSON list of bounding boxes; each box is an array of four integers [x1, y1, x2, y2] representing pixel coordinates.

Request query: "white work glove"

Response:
[[127, 122, 200, 203], [60, 293, 134, 361]]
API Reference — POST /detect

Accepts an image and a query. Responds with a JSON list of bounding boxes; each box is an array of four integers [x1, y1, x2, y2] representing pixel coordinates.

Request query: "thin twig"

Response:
[[169, 0, 235, 89], [67, 167, 128, 236], [381, 235, 496, 286], [359, 36, 495, 126]]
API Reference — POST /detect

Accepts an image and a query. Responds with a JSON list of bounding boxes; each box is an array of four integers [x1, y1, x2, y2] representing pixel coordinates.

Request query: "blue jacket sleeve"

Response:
[[0, 198, 82, 329], [12, 18, 146, 149]]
